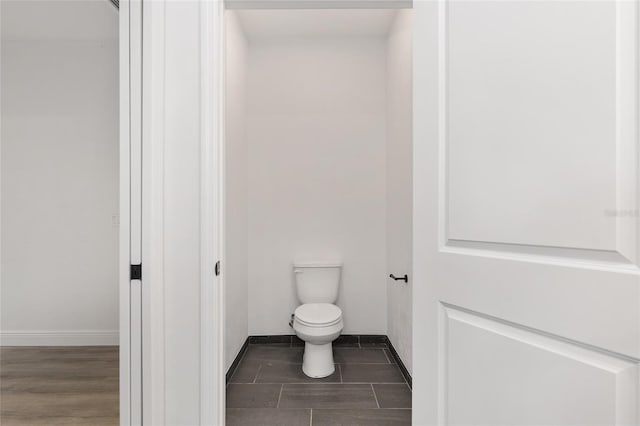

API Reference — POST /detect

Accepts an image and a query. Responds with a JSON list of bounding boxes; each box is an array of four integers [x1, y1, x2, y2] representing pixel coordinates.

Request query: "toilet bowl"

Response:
[[293, 303, 343, 378], [291, 261, 343, 378]]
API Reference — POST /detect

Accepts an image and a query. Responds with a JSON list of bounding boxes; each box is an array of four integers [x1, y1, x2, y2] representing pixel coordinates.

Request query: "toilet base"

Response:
[[302, 342, 335, 378]]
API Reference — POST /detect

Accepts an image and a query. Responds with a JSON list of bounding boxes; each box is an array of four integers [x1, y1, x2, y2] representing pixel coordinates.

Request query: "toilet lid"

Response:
[[295, 303, 342, 327]]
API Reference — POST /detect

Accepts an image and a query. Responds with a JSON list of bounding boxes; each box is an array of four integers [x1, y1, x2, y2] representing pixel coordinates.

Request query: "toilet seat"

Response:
[[294, 303, 342, 327]]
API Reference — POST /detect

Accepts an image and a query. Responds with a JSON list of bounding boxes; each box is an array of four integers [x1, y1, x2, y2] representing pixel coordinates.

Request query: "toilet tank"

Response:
[[293, 262, 342, 304]]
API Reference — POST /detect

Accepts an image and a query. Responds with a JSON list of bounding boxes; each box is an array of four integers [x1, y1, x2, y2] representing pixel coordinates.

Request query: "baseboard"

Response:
[[249, 335, 292, 345], [228, 334, 412, 388], [385, 336, 412, 388], [0, 330, 119, 346], [226, 336, 250, 383], [247, 334, 388, 347]]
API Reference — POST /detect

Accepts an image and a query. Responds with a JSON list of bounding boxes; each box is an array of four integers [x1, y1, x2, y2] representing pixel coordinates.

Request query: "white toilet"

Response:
[[292, 262, 344, 378]]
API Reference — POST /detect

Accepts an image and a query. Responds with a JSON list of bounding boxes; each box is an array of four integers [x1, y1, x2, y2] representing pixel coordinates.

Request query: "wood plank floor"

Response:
[[0, 346, 119, 426]]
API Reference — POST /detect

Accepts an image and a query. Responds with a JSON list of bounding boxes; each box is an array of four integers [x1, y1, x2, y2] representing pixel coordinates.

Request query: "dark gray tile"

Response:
[[333, 348, 388, 364], [373, 384, 412, 408], [340, 364, 405, 383], [279, 384, 377, 409], [256, 363, 340, 383], [224, 344, 412, 426], [359, 342, 388, 348], [250, 343, 292, 347], [249, 336, 292, 345], [292, 336, 305, 347], [359, 336, 387, 345], [333, 335, 360, 347], [229, 359, 261, 384], [226, 384, 282, 408], [312, 409, 411, 425], [243, 346, 303, 364], [383, 349, 396, 363], [226, 408, 310, 426]]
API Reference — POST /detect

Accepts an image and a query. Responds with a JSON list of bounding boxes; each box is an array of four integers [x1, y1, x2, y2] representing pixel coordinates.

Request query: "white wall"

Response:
[[385, 10, 413, 373], [246, 36, 388, 335], [224, 11, 249, 371], [1, 2, 119, 345]]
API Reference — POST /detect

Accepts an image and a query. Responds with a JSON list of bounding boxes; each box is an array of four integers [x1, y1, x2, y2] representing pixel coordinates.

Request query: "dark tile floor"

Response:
[[226, 341, 411, 426]]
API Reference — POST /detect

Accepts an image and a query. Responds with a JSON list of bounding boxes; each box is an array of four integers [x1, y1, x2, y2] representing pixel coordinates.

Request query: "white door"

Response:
[[413, 1, 640, 425], [126, 0, 225, 424]]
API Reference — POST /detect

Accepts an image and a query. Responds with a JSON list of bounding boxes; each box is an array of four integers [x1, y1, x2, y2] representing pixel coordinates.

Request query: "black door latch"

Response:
[[130, 264, 142, 280]]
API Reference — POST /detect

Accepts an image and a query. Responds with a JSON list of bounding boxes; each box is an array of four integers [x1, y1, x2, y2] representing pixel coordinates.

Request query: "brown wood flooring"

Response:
[[0, 346, 119, 426]]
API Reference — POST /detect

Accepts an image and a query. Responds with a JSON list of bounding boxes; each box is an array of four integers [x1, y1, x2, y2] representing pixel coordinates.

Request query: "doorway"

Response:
[[0, 0, 140, 424], [221, 6, 413, 425]]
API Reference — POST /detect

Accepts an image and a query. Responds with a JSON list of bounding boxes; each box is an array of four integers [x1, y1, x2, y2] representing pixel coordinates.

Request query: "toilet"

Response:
[[292, 262, 344, 378]]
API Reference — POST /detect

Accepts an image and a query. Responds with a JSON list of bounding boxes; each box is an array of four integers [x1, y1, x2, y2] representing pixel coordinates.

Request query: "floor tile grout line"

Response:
[[309, 408, 313, 426], [231, 344, 251, 379], [249, 382, 405, 385], [335, 362, 396, 365], [276, 384, 284, 408], [371, 383, 381, 409], [262, 362, 395, 365], [382, 348, 392, 364], [338, 364, 343, 383], [252, 364, 263, 384], [372, 408, 412, 410]]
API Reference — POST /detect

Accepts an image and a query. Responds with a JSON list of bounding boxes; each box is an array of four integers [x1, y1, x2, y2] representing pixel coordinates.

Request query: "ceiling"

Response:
[[235, 9, 398, 40], [1, 0, 118, 42], [1, 2, 396, 41]]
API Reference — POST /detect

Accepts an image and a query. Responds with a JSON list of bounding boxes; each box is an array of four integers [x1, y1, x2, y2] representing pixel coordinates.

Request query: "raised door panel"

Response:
[[445, 0, 637, 263], [444, 306, 637, 426]]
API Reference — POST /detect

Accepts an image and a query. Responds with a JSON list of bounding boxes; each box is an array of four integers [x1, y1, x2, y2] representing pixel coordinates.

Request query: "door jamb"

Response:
[[200, 2, 415, 424], [119, 0, 132, 422], [201, 1, 226, 424], [120, 0, 144, 423]]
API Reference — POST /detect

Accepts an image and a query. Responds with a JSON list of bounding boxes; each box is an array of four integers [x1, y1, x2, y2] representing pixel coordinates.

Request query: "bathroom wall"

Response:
[[1, 1, 119, 345], [246, 35, 388, 335], [224, 11, 250, 371], [386, 10, 413, 373]]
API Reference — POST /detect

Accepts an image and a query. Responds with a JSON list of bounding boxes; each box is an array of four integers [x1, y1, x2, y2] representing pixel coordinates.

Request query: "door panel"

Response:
[[444, 305, 636, 426], [447, 1, 617, 251], [413, 0, 640, 424]]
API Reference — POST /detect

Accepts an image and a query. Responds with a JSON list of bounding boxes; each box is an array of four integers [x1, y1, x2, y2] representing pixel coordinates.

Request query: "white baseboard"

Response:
[[0, 330, 119, 346]]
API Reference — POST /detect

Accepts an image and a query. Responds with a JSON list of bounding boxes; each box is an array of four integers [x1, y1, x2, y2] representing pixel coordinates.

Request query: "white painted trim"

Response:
[[142, 0, 167, 424], [201, 1, 226, 424], [128, 0, 143, 424], [119, 0, 132, 424], [412, 1, 437, 425], [1, 331, 119, 346]]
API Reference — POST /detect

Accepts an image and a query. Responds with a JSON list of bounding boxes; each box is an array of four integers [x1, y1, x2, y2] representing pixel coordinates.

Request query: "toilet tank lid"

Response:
[[293, 261, 342, 268]]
